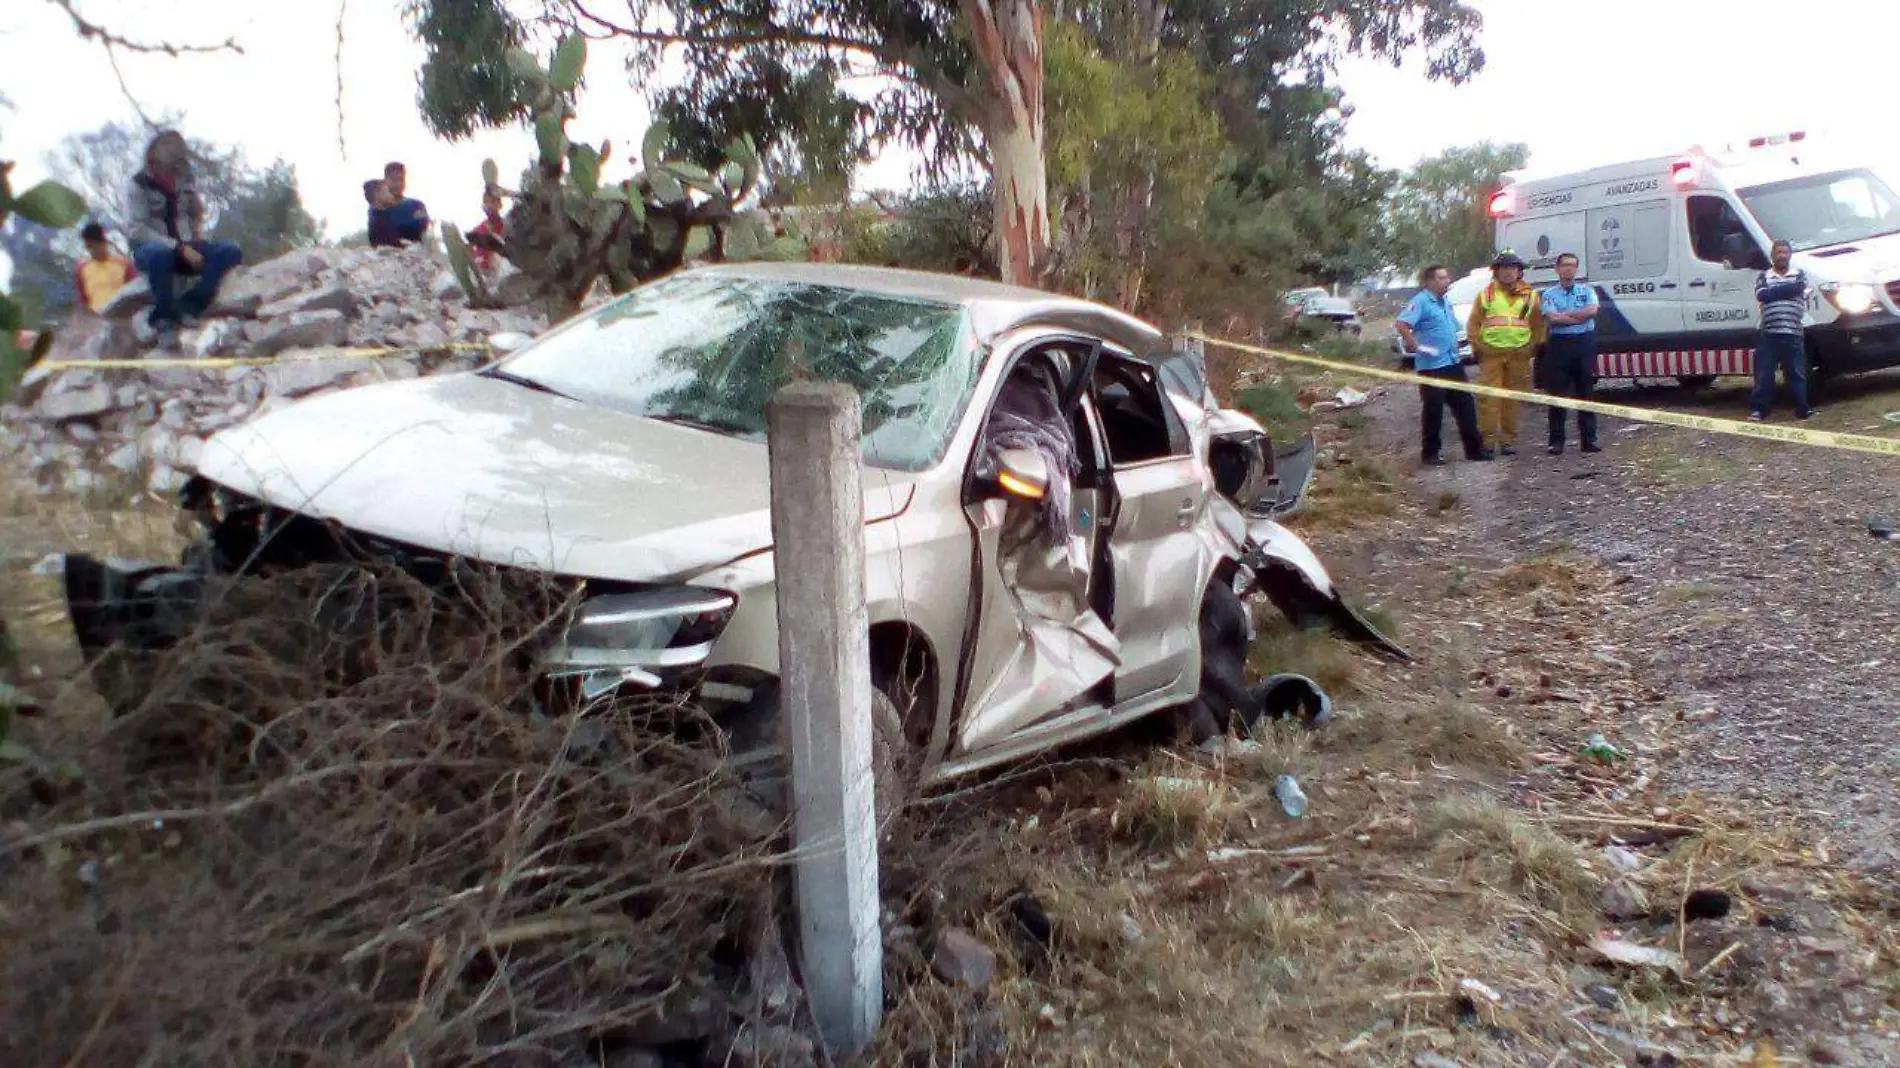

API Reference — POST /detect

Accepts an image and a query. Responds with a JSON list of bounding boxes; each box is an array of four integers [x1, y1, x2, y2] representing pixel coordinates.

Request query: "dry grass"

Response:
[[1233, 719, 1316, 781], [1, 561, 790, 1067], [1246, 618, 1365, 697], [1292, 454, 1403, 532], [1327, 698, 1527, 773], [1111, 772, 1233, 852], [1428, 794, 1597, 922], [1490, 550, 1590, 598]]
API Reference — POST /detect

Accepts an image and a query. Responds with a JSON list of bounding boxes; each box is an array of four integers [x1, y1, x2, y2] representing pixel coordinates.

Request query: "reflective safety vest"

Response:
[[1479, 286, 1534, 350]]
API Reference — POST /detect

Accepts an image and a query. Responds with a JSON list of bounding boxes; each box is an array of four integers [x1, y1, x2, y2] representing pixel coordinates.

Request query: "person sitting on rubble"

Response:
[[126, 129, 244, 352], [379, 161, 432, 245], [74, 222, 138, 314], [364, 179, 403, 248], [466, 184, 507, 271]]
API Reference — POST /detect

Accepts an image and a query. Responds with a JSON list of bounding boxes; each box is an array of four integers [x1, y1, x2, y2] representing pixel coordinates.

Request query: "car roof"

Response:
[[687, 262, 1170, 360]]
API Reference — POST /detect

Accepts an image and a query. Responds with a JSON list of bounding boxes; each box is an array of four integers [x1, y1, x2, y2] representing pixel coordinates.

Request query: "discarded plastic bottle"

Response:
[[1273, 774, 1308, 818], [1580, 733, 1625, 764]]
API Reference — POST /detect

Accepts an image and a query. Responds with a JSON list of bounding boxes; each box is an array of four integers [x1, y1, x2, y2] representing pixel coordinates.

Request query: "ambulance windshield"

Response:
[[1737, 168, 1900, 252]]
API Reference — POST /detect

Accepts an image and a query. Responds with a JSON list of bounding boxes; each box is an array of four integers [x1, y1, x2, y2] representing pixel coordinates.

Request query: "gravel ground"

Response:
[[1343, 370, 1900, 880]]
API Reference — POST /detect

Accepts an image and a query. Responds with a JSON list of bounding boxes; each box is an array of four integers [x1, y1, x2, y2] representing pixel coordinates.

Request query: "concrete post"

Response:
[[765, 381, 882, 1056]]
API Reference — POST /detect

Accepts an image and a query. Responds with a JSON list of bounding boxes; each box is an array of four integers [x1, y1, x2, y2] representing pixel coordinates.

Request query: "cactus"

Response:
[[0, 158, 85, 400], [462, 33, 805, 321], [442, 224, 497, 308]]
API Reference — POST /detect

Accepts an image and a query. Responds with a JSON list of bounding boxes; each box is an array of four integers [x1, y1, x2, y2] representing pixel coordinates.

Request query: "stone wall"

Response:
[[7, 245, 548, 498]]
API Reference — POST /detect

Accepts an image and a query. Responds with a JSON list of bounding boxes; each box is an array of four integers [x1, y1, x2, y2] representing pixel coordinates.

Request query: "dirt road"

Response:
[[1346, 370, 1900, 877]]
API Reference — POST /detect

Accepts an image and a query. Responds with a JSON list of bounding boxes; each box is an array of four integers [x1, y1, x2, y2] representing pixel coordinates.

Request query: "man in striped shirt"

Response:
[[1750, 239, 1813, 421]]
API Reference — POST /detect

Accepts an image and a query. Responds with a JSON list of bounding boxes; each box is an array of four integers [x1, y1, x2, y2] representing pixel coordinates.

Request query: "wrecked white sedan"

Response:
[[65, 264, 1400, 788]]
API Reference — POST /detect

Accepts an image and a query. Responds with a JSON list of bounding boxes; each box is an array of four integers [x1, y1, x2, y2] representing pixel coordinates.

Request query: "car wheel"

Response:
[[1181, 578, 1257, 744], [722, 675, 915, 838]]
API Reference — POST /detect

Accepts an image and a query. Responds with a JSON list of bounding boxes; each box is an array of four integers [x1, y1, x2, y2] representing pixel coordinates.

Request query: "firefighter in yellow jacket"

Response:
[[1465, 250, 1546, 455]]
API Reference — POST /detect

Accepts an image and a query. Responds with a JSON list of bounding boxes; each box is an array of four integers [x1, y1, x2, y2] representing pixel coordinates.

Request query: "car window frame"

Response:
[[960, 333, 1111, 502], [1088, 346, 1192, 468]]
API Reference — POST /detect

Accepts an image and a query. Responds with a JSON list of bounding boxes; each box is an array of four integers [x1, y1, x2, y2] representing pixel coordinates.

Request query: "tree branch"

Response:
[[334, 0, 349, 158], [560, 0, 981, 120], [45, 0, 243, 55], [102, 43, 156, 128]]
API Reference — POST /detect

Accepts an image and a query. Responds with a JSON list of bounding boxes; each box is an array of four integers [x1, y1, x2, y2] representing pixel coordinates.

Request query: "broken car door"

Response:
[[1090, 352, 1205, 702], [954, 343, 1121, 754]]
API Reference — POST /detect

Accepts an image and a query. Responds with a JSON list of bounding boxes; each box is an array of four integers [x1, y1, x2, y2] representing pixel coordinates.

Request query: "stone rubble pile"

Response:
[[5, 245, 549, 499]]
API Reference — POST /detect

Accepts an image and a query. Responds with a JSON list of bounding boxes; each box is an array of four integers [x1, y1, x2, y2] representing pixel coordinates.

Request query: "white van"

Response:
[[1490, 133, 1900, 386]]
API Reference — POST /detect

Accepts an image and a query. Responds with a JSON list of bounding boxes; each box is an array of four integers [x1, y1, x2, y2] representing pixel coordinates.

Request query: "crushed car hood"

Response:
[[194, 372, 913, 582]]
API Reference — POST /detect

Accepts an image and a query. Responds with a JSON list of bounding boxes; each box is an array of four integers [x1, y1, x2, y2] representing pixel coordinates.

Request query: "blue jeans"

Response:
[[133, 240, 244, 328], [1749, 332, 1811, 416]]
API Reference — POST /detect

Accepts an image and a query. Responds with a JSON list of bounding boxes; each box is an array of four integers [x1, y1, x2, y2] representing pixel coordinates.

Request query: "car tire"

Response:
[[722, 674, 915, 838], [1182, 578, 1257, 744]]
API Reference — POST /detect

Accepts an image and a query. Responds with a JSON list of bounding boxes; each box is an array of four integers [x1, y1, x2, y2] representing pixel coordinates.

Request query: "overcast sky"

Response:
[[4, 0, 1898, 249]]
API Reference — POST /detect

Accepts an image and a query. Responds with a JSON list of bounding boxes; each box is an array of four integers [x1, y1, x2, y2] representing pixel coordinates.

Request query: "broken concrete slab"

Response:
[[248, 310, 350, 359], [98, 278, 153, 321], [105, 442, 142, 474], [257, 357, 367, 399], [258, 284, 359, 321], [432, 269, 466, 302], [193, 319, 245, 358], [36, 384, 117, 422], [78, 319, 142, 360]]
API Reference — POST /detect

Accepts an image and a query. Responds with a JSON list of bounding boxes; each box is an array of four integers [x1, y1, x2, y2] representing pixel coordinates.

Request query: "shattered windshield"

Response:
[[495, 274, 978, 471], [1738, 169, 1900, 251]]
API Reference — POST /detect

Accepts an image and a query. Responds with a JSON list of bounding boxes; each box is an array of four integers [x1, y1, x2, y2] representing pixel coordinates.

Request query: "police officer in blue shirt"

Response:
[[1537, 252, 1601, 454], [1396, 264, 1493, 466]]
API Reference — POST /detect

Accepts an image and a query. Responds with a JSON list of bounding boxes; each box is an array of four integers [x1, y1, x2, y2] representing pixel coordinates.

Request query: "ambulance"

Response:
[[1489, 133, 1900, 387]]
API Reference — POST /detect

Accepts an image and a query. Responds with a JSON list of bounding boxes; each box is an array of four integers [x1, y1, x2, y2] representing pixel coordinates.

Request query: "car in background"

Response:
[[1281, 287, 1363, 337], [1444, 266, 1487, 360]]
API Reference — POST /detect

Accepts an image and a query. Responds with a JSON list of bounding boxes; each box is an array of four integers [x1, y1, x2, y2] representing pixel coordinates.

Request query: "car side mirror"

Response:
[[980, 447, 1050, 502]]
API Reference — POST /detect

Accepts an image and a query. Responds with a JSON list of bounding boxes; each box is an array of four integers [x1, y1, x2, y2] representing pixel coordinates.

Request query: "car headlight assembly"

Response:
[[543, 587, 737, 693], [1822, 282, 1880, 316]]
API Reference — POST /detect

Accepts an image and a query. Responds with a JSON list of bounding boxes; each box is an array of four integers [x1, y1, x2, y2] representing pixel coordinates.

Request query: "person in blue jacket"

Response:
[[376, 161, 431, 245], [1396, 264, 1494, 467]]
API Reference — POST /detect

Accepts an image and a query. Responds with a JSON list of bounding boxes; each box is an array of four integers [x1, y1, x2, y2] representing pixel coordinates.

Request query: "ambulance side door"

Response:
[[1681, 193, 1767, 345], [1587, 197, 1683, 364]]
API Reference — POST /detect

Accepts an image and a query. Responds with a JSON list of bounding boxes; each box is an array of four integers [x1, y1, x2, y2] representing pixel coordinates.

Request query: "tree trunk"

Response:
[[1109, 1, 1166, 312], [961, 0, 1049, 287], [1110, 173, 1154, 311]]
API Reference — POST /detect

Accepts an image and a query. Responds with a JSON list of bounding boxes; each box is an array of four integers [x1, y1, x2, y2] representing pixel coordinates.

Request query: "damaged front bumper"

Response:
[[61, 481, 746, 713]]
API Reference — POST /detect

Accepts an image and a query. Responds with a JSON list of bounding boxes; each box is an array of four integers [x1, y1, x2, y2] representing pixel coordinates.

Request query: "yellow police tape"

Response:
[[1190, 333, 1900, 461], [34, 342, 494, 373]]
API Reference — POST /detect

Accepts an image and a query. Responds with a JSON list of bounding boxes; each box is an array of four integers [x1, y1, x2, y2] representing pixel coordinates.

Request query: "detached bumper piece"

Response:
[[64, 553, 208, 662], [1249, 553, 1411, 662]]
